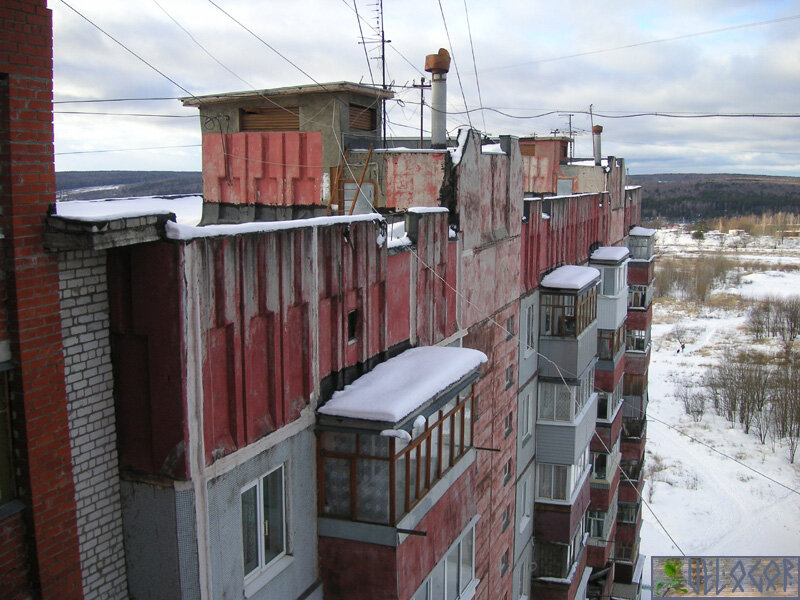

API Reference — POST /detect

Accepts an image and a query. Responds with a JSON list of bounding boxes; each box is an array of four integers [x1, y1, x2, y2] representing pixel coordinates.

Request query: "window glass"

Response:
[[357, 458, 389, 523], [441, 413, 452, 472], [460, 529, 474, 593], [241, 485, 258, 576], [323, 458, 350, 517], [431, 563, 444, 600], [446, 546, 459, 600], [263, 467, 286, 564]]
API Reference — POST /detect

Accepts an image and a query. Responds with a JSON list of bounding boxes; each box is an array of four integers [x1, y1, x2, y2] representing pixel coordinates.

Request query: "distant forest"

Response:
[[56, 171, 202, 201], [630, 173, 800, 222], [56, 171, 800, 223]]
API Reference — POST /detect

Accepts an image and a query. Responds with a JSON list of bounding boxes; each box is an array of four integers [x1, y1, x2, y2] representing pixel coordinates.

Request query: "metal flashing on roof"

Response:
[[181, 81, 394, 106]]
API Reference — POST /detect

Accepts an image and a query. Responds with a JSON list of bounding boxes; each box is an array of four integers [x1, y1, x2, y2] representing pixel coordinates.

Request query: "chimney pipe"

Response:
[[425, 48, 451, 148], [592, 125, 603, 166]]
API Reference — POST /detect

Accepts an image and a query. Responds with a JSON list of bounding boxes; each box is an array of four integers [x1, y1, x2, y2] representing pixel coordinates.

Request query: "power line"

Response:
[[206, 0, 327, 89], [462, 0, 486, 134], [436, 0, 473, 130], [490, 12, 800, 71], [56, 144, 201, 156], [54, 97, 182, 104], [55, 110, 196, 118], [58, 0, 199, 101]]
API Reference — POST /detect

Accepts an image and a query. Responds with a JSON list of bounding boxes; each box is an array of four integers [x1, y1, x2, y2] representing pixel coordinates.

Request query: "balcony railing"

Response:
[[534, 539, 579, 580]]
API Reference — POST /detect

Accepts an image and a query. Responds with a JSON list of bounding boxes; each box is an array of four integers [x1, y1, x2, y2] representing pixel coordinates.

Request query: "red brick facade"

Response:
[[0, 1, 83, 597]]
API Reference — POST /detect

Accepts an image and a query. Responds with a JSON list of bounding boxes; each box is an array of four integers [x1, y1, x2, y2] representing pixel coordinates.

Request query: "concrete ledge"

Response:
[[44, 213, 175, 250]]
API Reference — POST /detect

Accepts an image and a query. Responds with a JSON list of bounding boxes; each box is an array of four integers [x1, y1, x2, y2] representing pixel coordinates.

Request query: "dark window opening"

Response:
[[347, 309, 358, 342]]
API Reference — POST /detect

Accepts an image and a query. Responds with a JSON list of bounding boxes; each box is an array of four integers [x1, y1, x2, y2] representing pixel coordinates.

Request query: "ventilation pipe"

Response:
[[425, 48, 451, 148], [592, 125, 603, 166]]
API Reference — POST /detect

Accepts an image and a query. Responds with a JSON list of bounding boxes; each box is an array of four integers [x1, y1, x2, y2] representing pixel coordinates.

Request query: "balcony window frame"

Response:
[[626, 328, 649, 352], [318, 385, 475, 526], [598, 324, 625, 361], [540, 286, 597, 338], [241, 464, 288, 584], [628, 284, 652, 310]]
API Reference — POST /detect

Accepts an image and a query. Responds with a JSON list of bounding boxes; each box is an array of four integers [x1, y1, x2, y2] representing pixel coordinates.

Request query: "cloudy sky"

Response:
[[52, 0, 800, 175]]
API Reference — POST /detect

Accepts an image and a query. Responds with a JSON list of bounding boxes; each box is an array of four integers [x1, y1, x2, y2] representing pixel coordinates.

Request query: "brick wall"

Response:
[[58, 250, 128, 599], [0, 1, 84, 597], [0, 507, 31, 599]]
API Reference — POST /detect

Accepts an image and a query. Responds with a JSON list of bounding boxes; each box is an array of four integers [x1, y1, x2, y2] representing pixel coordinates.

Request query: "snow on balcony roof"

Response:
[[541, 265, 600, 291], [407, 206, 448, 214], [318, 346, 487, 423], [590, 246, 630, 262], [55, 195, 203, 225], [165, 213, 383, 240], [629, 226, 656, 237]]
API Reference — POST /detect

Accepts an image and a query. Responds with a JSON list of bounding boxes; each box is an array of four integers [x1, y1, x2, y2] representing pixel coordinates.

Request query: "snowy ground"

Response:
[[640, 230, 800, 596]]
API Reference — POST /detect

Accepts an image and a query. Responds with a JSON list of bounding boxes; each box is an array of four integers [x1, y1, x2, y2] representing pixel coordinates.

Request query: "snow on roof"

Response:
[[591, 246, 630, 262], [408, 206, 448, 214], [165, 212, 383, 240], [481, 143, 505, 155], [55, 195, 203, 226], [448, 128, 470, 166], [541, 265, 600, 290], [317, 346, 487, 423], [629, 226, 656, 237]]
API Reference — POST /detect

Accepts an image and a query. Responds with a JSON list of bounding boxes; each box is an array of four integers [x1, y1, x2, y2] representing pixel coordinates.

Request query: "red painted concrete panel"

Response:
[[384, 152, 445, 210], [627, 305, 652, 331], [109, 243, 187, 478], [319, 537, 398, 600], [202, 131, 322, 206], [386, 252, 410, 348], [595, 356, 625, 392], [628, 261, 655, 285]]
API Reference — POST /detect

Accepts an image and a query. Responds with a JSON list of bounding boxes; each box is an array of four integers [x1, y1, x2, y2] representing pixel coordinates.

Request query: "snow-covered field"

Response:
[[641, 229, 800, 596]]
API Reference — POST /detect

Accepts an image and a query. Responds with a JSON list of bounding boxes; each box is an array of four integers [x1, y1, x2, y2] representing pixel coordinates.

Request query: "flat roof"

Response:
[[182, 81, 394, 106], [590, 246, 630, 263], [541, 265, 600, 291]]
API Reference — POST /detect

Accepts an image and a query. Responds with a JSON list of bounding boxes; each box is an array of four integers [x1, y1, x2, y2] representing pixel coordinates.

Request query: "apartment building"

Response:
[[1, 9, 653, 599]]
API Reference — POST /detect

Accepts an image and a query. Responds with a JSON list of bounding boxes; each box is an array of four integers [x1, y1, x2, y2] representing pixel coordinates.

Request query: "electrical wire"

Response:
[[490, 12, 800, 71], [57, 0, 200, 101], [206, 0, 327, 90], [56, 144, 201, 156], [462, 0, 487, 134], [436, 0, 473, 130], [54, 110, 196, 118], [352, 0, 376, 87], [54, 97, 182, 104]]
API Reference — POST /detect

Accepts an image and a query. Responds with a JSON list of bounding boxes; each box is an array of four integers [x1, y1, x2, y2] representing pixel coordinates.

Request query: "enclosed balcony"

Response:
[[538, 266, 600, 380], [590, 246, 629, 331], [317, 345, 485, 527], [627, 227, 655, 262]]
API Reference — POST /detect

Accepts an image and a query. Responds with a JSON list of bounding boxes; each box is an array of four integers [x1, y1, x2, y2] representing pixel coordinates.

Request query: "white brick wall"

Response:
[[59, 250, 128, 600]]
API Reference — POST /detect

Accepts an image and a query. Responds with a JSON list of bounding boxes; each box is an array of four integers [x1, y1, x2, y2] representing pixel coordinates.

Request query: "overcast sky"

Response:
[[51, 0, 800, 175]]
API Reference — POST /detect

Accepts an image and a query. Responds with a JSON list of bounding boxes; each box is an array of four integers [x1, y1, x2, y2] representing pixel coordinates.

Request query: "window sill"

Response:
[[244, 554, 294, 598], [0, 499, 25, 522]]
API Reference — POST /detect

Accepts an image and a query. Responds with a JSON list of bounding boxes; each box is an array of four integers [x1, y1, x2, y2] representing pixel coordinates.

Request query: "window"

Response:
[[0, 372, 13, 506], [628, 284, 652, 309], [626, 329, 649, 352], [501, 549, 510, 576], [587, 509, 605, 539], [628, 235, 654, 261], [349, 104, 377, 131], [540, 287, 597, 338], [538, 369, 594, 423], [524, 303, 536, 356], [520, 390, 533, 441], [519, 473, 533, 532], [347, 309, 359, 342], [504, 412, 513, 438], [241, 465, 287, 579], [592, 452, 608, 480], [415, 526, 476, 600], [506, 316, 515, 340], [505, 366, 514, 390], [518, 558, 530, 600], [503, 459, 512, 485], [567, 515, 586, 567], [602, 266, 624, 296], [501, 505, 511, 532], [618, 503, 639, 524], [598, 324, 625, 361], [319, 385, 475, 524], [537, 463, 568, 501], [596, 379, 623, 421]]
